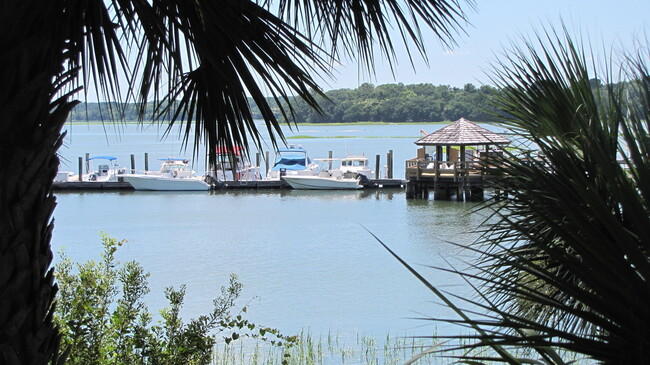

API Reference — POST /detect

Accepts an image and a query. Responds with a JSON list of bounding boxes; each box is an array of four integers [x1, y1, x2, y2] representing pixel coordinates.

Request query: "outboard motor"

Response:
[[355, 173, 370, 186]]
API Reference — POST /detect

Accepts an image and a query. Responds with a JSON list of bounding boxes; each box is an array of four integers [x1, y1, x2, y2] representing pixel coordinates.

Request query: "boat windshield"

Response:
[[342, 159, 367, 167]]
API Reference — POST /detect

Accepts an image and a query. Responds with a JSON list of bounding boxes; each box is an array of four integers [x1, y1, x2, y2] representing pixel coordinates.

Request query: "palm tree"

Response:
[[0, 0, 471, 363], [379, 30, 650, 363]]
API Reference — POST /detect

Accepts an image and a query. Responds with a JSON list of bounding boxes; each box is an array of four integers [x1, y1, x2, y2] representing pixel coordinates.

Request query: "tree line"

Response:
[[67, 82, 499, 123], [70, 80, 631, 125], [283, 82, 499, 123]]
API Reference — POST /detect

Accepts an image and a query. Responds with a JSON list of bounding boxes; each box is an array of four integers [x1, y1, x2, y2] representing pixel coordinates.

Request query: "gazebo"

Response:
[[414, 117, 510, 165], [405, 118, 510, 200]]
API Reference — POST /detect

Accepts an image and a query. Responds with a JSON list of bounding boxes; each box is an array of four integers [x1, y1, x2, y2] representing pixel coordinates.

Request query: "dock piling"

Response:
[[78, 157, 83, 181], [130, 154, 136, 173], [387, 150, 393, 179], [375, 154, 381, 179], [144, 153, 149, 171], [265, 151, 270, 176], [328, 150, 333, 170]]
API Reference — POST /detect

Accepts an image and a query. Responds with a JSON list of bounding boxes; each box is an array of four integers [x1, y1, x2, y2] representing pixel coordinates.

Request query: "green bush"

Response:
[[54, 233, 294, 365]]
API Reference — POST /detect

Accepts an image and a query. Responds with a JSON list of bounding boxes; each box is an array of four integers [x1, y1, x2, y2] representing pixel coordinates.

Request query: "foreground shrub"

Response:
[[54, 233, 293, 365]]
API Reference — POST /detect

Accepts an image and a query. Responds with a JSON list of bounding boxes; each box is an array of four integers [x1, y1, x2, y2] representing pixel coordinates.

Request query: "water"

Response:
[[52, 122, 494, 342]]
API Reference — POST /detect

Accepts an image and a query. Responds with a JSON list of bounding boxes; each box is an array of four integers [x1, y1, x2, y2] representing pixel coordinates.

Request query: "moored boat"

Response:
[[210, 146, 261, 182], [65, 156, 129, 182], [282, 171, 364, 190], [266, 145, 319, 180], [328, 154, 374, 178], [126, 158, 211, 191]]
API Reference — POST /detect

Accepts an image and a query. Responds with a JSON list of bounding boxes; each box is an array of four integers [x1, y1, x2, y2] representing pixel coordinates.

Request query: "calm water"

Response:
[[53, 122, 495, 341]]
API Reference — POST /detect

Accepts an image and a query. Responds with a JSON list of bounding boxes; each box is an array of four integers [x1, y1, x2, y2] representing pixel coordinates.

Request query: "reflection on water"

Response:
[[212, 188, 397, 201]]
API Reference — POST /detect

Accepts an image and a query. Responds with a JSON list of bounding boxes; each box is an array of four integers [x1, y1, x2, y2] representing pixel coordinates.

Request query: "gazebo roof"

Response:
[[415, 118, 510, 146]]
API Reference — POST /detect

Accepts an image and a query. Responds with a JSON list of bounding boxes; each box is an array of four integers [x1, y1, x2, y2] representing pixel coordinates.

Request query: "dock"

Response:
[[52, 178, 406, 191], [404, 159, 492, 200], [406, 118, 510, 201]]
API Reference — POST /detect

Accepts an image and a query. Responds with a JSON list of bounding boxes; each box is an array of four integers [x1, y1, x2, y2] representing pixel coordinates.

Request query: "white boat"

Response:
[[266, 145, 319, 180], [282, 171, 364, 190], [209, 146, 261, 181], [126, 158, 211, 191], [327, 155, 374, 178], [64, 156, 129, 182]]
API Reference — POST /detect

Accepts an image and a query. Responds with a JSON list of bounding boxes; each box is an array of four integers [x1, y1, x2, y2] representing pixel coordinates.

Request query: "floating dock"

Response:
[[52, 178, 405, 191]]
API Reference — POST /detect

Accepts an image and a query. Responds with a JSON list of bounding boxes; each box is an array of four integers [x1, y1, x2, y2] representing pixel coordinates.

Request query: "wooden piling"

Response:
[[328, 150, 333, 170], [130, 154, 136, 173], [256, 152, 261, 169], [85, 153, 90, 173], [265, 151, 270, 175], [144, 153, 149, 171], [78, 157, 83, 181], [387, 150, 393, 179], [375, 154, 381, 179]]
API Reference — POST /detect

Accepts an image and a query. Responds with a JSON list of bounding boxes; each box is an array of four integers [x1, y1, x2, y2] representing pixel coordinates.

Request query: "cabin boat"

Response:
[[210, 146, 261, 182], [281, 156, 370, 190], [331, 155, 374, 178], [126, 158, 211, 191], [266, 145, 319, 180]]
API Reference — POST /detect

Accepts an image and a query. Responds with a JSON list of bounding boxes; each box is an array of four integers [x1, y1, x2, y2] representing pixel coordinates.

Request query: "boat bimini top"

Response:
[[271, 145, 312, 171]]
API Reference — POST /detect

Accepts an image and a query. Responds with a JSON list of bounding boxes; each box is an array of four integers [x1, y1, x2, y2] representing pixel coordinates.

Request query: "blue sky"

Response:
[[324, 0, 650, 91]]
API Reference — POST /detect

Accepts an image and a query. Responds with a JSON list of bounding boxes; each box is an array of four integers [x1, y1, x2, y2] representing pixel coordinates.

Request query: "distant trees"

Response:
[[68, 83, 499, 124], [285, 82, 500, 123]]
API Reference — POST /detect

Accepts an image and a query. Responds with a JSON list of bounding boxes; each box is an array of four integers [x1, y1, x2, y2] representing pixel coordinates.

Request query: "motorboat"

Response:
[[209, 146, 261, 182], [282, 170, 364, 190], [331, 155, 374, 178], [266, 145, 319, 180], [64, 156, 129, 182], [126, 158, 211, 191]]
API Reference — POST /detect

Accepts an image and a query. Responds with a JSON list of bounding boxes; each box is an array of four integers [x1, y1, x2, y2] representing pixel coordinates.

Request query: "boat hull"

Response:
[[282, 175, 363, 190], [127, 175, 210, 191]]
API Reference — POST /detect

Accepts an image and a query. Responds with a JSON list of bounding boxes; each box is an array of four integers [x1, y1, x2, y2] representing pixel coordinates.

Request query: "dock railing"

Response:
[[405, 158, 485, 182]]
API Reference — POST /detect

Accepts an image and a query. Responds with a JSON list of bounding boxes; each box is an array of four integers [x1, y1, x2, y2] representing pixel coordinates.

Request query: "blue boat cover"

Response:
[[271, 155, 311, 171], [88, 156, 117, 161]]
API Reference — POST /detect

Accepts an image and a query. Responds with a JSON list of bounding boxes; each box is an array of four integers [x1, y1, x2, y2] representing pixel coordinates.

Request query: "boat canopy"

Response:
[[271, 155, 311, 171], [88, 156, 117, 161]]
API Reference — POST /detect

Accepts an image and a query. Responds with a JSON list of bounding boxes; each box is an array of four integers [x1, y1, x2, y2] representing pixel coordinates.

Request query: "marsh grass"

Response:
[[211, 330, 446, 365]]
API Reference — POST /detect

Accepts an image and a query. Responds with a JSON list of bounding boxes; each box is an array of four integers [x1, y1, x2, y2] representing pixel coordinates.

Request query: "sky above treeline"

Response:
[[325, 0, 650, 91]]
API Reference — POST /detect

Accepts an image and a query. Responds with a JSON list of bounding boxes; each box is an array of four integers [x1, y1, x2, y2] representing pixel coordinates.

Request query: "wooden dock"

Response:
[[52, 178, 406, 191], [404, 158, 496, 201], [52, 180, 134, 191]]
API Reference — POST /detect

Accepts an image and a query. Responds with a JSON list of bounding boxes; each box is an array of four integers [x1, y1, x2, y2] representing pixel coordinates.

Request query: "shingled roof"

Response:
[[415, 118, 510, 146]]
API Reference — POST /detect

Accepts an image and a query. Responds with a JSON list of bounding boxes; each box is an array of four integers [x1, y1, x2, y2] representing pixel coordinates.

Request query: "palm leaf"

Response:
[[372, 28, 650, 364]]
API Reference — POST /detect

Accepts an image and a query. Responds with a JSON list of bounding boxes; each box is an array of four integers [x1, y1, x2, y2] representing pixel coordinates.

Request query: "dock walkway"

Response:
[[52, 178, 405, 191]]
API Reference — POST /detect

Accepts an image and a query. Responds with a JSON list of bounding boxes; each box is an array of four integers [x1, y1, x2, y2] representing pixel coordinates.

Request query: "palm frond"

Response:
[[374, 28, 650, 364], [277, 0, 473, 71]]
